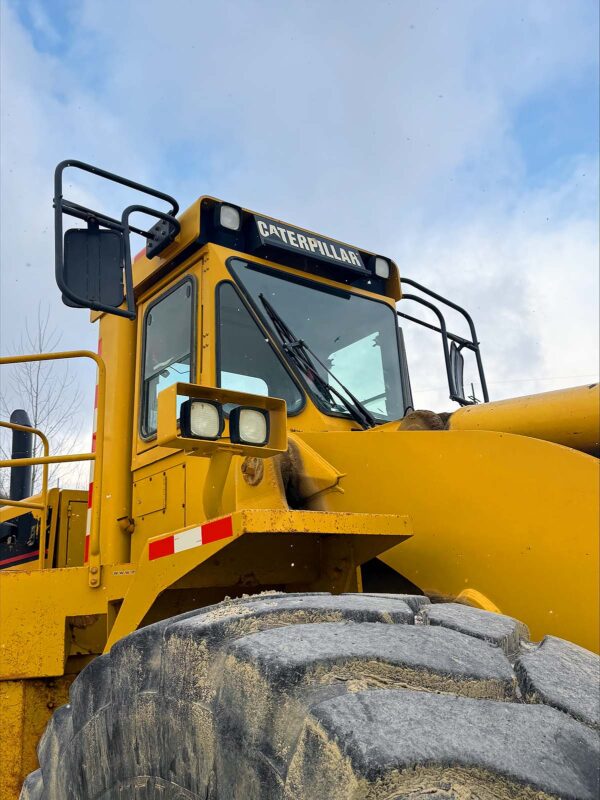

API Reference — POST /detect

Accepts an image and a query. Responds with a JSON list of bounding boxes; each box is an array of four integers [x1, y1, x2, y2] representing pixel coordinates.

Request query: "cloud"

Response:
[[397, 154, 599, 409], [0, 0, 597, 441]]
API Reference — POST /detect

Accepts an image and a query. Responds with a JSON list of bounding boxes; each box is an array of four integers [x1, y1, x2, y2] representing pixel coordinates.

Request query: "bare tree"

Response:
[[0, 305, 85, 495]]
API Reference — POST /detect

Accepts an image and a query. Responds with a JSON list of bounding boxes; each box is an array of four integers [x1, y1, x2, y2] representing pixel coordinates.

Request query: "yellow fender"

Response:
[[299, 429, 599, 652]]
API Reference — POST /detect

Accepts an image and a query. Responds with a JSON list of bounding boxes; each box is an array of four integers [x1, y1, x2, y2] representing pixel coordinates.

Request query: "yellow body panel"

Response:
[[299, 428, 599, 652], [0, 567, 133, 679], [451, 382, 600, 455], [0, 677, 73, 800], [105, 508, 411, 650]]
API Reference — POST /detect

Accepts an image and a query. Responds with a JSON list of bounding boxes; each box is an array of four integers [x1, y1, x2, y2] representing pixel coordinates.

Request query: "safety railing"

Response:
[[398, 277, 489, 405], [0, 351, 105, 584]]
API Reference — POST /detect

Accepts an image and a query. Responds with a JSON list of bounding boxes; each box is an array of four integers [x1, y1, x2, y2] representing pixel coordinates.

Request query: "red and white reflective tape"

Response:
[[85, 337, 102, 563], [148, 516, 234, 561]]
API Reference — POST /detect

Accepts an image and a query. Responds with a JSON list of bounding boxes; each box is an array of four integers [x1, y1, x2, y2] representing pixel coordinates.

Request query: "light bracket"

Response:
[[156, 382, 287, 458]]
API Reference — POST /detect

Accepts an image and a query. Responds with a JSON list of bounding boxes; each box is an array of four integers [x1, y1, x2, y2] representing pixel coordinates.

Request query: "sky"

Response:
[[1, 0, 598, 456]]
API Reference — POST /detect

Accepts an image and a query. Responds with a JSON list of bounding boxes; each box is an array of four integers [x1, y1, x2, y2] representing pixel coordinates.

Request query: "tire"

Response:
[[22, 593, 600, 800]]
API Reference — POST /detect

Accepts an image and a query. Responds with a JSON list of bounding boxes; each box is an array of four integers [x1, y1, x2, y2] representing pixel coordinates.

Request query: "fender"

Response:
[[298, 428, 599, 652]]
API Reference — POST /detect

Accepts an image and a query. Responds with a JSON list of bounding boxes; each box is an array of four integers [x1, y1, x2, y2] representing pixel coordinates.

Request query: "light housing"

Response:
[[219, 204, 242, 231], [157, 382, 287, 457], [179, 399, 224, 440], [374, 257, 390, 279], [229, 406, 270, 446]]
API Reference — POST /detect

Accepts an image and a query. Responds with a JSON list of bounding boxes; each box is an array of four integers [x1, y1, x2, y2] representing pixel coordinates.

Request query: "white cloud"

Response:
[[0, 0, 597, 435], [397, 155, 599, 410]]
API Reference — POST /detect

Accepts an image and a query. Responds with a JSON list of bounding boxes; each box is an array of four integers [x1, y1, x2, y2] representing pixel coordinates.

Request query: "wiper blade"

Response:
[[257, 298, 341, 412], [258, 293, 376, 429]]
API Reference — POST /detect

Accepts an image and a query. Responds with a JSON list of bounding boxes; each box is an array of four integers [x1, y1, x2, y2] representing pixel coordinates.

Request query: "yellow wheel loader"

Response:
[[1, 160, 598, 800]]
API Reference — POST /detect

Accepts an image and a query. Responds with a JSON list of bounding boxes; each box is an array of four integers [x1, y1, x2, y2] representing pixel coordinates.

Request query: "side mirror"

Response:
[[62, 226, 126, 310], [54, 160, 181, 320], [449, 342, 465, 402]]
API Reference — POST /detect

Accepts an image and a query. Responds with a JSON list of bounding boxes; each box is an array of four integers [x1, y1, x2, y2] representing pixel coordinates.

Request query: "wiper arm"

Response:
[[257, 297, 343, 415], [258, 294, 376, 429]]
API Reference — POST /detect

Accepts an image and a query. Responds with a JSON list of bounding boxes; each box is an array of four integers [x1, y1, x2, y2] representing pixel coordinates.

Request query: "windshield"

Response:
[[228, 258, 405, 421]]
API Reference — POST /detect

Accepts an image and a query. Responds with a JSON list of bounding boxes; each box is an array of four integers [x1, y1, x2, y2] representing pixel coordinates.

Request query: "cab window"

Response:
[[217, 282, 304, 413], [141, 279, 195, 437], [228, 258, 405, 421]]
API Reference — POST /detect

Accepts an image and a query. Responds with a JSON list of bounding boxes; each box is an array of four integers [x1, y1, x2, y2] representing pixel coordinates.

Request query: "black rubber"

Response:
[[22, 593, 600, 799]]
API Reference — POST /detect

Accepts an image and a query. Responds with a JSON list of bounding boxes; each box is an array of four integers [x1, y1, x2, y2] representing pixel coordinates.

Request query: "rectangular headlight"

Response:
[[374, 257, 390, 279], [180, 399, 224, 440], [219, 204, 242, 231], [229, 406, 270, 446]]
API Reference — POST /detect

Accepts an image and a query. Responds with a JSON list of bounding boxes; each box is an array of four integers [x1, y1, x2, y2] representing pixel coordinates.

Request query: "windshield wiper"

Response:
[[258, 293, 376, 429]]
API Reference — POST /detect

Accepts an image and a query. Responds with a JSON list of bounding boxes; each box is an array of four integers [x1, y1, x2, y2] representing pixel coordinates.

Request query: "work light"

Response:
[[180, 399, 224, 440], [229, 406, 270, 446], [374, 257, 390, 279], [219, 204, 242, 231]]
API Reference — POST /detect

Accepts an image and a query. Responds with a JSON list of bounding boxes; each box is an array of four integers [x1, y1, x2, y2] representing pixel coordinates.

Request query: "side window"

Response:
[[218, 283, 304, 413], [141, 279, 195, 437]]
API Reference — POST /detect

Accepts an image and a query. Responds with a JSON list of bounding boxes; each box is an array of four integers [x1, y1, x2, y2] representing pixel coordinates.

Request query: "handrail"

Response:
[[0, 420, 49, 569], [398, 277, 489, 405], [401, 292, 460, 403], [0, 350, 106, 583], [1, 452, 95, 467]]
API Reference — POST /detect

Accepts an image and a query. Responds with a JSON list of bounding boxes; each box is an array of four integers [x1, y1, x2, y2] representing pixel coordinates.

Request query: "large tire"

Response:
[[22, 593, 600, 800]]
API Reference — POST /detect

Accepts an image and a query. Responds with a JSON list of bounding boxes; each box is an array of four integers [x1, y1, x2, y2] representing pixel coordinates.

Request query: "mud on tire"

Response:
[[22, 593, 600, 800]]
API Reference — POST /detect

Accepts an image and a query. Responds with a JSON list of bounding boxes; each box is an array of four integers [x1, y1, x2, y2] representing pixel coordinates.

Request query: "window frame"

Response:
[[139, 275, 198, 440], [226, 257, 406, 423], [215, 279, 306, 416]]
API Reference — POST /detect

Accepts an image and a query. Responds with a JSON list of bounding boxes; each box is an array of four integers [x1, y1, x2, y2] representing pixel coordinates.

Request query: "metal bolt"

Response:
[[90, 566, 98, 575]]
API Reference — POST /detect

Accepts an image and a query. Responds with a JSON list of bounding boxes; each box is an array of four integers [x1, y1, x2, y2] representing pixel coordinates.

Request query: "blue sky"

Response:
[[514, 78, 598, 183], [1, 0, 598, 428]]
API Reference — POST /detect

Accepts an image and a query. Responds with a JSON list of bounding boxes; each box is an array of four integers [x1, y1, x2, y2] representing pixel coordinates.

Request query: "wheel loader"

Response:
[[0, 160, 598, 800]]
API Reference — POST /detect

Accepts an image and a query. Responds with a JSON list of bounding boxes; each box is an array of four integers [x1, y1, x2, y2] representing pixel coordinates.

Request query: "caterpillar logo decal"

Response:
[[253, 215, 367, 273]]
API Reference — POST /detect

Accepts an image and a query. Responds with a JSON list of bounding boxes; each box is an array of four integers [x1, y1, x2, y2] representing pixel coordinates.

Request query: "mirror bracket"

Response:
[[146, 216, 180, 259]]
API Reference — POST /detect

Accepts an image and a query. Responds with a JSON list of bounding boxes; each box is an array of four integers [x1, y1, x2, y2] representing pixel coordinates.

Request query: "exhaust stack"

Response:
[[9, 409, 33, 501]]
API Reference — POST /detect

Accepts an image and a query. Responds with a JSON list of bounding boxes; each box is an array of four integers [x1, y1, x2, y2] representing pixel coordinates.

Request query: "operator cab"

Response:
[[129, 196, 410, 432]]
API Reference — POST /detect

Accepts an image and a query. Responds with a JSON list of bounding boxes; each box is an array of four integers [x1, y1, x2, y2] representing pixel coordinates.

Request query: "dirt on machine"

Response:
[[0, 160, 598, 800]]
